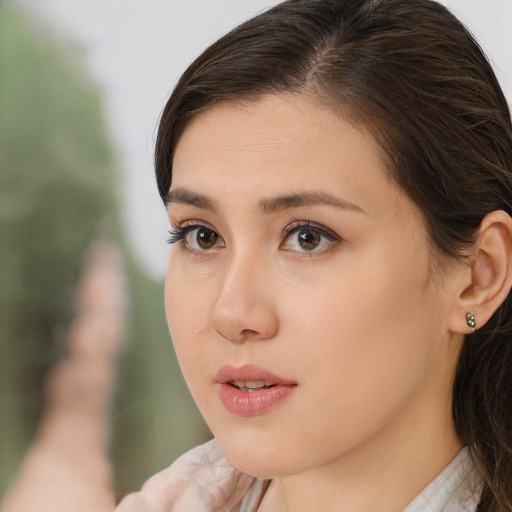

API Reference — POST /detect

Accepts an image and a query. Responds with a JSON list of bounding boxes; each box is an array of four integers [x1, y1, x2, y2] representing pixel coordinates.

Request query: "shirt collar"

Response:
[[402, 447, 483, 512]]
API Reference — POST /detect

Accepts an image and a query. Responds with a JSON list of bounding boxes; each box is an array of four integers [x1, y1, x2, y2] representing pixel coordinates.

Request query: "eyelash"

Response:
[[282, 220, 340, 244], [167, 220, 341, 252], [166, 223, 201, 245]]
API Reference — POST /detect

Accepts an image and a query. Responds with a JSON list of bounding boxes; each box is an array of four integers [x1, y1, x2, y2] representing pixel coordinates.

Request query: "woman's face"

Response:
[[165, 95, 463, 478]]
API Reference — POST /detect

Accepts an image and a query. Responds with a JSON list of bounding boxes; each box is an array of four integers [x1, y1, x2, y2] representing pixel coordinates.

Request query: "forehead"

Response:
[[172, 95, 404, 214], [173, 95, 384, 186]]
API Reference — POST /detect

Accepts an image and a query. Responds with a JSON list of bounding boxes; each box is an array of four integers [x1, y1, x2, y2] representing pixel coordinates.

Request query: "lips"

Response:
[[215, 364, 297, 416]]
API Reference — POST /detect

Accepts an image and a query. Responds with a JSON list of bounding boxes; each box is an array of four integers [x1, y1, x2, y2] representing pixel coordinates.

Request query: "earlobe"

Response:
[[449, 210, 512, 334]]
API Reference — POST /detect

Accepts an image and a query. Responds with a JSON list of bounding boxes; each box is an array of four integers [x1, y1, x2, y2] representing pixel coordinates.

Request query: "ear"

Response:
[[449, 210, 512, 334]]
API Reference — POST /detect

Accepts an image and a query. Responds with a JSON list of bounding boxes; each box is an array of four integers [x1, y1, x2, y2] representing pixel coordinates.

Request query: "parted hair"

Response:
[[155, 1, 512, 509]]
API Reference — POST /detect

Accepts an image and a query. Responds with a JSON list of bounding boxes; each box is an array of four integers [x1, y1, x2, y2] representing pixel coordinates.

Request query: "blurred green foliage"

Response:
[[0, 3, 208, 498]]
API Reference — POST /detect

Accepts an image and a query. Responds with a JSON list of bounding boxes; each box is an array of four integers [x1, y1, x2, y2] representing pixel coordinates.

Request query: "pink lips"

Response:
[[215, 364, 297, 416]]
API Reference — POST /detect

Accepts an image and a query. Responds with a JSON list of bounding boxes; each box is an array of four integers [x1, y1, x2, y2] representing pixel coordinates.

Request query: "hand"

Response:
[[2, 245, 126, 512], [116, 439, 254, 512]]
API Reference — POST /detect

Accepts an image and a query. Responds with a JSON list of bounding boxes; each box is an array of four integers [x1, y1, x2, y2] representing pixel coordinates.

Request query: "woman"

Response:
[[117, 0, 512, 510]]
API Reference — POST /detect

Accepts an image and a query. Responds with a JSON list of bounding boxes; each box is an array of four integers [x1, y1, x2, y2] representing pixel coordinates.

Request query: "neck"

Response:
[[258, 396, 462, 512]]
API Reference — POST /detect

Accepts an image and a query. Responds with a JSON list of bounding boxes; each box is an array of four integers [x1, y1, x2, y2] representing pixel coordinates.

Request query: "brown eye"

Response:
[[195, 227, 219, 249], [281, 222, 340, 254], [297, 229, 321, 251]]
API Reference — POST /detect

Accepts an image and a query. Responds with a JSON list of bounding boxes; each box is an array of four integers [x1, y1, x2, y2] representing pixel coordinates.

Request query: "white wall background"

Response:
[[16, 0, 512, 278]]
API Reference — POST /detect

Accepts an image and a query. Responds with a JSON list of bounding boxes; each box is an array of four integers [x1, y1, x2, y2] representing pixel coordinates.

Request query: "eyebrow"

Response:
[[165, 188, 217, 211], [165, 187, 366, 215], [258, 191, 366, 214]]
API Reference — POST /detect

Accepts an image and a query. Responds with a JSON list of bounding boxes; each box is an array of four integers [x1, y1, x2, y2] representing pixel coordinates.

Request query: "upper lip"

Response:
[[215, 364, 297, 386]]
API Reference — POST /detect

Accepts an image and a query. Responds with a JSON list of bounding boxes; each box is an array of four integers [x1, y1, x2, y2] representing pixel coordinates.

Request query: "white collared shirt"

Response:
[[403, 447, 483, 512], [234, 447, 483, 512]]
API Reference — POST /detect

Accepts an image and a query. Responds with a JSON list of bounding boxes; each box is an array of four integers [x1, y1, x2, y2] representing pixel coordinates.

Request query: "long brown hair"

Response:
[[155, 1, 512, 509]]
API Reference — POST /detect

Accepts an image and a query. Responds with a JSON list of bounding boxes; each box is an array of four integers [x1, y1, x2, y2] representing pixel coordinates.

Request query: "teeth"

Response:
[[230, 380, 270, 391], [243, 380, 267, 389]]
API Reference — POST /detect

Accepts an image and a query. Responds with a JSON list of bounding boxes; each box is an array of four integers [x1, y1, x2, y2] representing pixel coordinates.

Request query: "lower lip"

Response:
[[218, 383, 296, 416]]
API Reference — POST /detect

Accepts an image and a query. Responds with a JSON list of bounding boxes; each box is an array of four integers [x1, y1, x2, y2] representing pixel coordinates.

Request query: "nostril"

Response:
[[216, 328, 261, 344], [240, 328, 259, 338]]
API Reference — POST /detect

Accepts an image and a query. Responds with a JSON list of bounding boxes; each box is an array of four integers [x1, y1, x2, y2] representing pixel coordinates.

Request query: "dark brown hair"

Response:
[[155, 0, 512, 509]]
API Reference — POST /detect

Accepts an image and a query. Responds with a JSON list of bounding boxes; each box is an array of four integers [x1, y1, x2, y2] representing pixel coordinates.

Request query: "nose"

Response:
[[210, 253, 279, 344]]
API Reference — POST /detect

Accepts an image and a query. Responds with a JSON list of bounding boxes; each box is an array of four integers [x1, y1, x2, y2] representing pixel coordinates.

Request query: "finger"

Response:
[[44, 245, 126, 415], [115, 493, 157, 512], [70, 243, 127, 361]]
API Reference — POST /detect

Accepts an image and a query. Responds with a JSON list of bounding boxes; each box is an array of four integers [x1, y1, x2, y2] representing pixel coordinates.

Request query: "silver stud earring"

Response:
[[465, 312, 476, 332]]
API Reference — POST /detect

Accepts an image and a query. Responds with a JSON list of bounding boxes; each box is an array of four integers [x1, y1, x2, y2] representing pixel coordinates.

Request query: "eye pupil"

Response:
[[298, 229, 321, 250], [197, 227, 218, 249]]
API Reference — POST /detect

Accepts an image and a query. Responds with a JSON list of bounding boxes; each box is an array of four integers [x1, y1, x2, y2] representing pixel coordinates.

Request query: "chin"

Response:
[[222, 449, 284, 480], [214, 429, 306, 479]]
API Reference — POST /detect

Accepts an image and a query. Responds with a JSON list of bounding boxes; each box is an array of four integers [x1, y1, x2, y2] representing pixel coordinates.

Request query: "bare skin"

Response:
[[163, 95, 512, 511], [2, 243, 254, 512], [8, 95, 512, 511], [2, 245, 125, 512]]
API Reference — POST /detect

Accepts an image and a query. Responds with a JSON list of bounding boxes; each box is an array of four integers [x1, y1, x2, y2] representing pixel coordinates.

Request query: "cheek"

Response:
[[164, 266, 214, 390], [164, 252, 217, 334], [281, 252, 439, 426]]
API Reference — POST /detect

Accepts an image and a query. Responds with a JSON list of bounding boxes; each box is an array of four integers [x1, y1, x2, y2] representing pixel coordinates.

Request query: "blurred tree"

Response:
[[0, 3, 208, 499]]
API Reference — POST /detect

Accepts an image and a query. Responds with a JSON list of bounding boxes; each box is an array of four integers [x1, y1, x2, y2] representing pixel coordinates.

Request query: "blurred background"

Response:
[[0, 0, 511, 502]]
